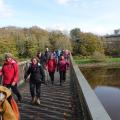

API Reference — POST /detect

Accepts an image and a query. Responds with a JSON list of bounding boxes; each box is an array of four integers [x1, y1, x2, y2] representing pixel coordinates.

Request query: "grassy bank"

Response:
[[74, 57, 120, 65]]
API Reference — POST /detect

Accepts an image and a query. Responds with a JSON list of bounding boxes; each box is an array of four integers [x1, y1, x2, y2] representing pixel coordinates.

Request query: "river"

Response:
[[80, 66, 120, 120]]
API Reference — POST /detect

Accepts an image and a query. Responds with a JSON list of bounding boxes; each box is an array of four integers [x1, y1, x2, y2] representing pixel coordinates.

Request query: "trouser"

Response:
[[59, 71, 66, 84], [30, 82, 41, 98], [49, 72, 55, 83], [3, 84, 22, 101]]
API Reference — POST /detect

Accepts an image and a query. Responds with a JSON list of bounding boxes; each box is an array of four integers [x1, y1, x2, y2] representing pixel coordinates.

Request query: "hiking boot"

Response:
[[31, 97, 36, 104], [36, 98, 40, 105]]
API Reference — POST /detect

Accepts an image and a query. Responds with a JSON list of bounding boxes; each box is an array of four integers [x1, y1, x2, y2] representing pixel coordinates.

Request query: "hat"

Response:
[[4, 53, 12, 59]]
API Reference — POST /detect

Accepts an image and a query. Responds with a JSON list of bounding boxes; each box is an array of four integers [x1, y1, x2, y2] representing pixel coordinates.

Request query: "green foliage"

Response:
[[79, 33, 104, 56], [70, 29, 105, 56], [0, 54, 4, 65], [70, 28, 81, 41], [0, 26, 72, 59], [91, 51, 106, 62], [106, 57, 120, 63], [74, 56, 120, 65], [0, 26, 105, 60], [75, 59, 95, 64], [49, 31, 72, 51]]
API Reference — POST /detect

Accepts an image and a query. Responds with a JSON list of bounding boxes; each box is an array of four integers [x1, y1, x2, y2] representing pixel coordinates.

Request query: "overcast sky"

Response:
[[0, 0, 120, 35]]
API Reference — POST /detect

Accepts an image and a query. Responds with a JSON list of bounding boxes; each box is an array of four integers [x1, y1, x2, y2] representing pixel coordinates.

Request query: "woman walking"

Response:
[[24, 57, 45, 105], [0, 53, 22, 102], [57, 56, 69, 86], [46, 55, 57, 85]]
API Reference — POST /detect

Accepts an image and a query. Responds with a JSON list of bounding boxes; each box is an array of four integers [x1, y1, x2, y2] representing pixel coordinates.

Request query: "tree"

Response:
[[70, 28, 81, 41], [49, 30, 72, 51], [79, 32, 104, 56]]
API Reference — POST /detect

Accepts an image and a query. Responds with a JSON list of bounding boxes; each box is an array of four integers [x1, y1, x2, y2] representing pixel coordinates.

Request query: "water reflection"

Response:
[[80, 67, 120, 89], [80, 67, 120, 120]]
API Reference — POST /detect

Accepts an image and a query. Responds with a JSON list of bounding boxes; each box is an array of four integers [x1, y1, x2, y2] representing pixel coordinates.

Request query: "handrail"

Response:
[[70, 56, 111, 120]]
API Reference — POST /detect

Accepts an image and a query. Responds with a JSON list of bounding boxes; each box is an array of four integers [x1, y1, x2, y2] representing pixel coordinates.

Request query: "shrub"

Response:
[[0, 54, 4, 66], [92, 51, 106, 62]]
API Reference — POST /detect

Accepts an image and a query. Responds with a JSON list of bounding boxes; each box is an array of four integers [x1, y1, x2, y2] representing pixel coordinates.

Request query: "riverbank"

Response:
[[78, 62, 120, 68], [74, 57, 120, 68]]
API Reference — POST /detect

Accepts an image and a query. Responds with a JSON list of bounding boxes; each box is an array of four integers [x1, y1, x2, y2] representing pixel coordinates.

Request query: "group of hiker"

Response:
[[0, 48, 70, 120], [35, 48, 70, 86]]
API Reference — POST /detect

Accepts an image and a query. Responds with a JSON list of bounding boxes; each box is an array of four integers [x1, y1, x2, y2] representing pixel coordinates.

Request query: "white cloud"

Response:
[[56, 0, 70, 5], [0, 0, 13, 18], [55, 0, 79, 5]]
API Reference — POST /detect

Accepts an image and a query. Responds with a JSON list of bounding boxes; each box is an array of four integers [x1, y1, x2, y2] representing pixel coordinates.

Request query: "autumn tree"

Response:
[[79, 32, 104, 56], [49, 30, 72, 51], [70, 28, 81, 41], [70, 28, 104, 56]]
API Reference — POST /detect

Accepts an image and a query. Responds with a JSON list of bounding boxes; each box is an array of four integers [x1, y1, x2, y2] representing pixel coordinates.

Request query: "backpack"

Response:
[[25, 63, 45, 84], [0, 86, 19, 120]]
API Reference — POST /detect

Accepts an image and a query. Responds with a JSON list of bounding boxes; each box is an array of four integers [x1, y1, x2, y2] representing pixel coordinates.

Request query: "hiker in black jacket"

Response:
[[24, 57, 45, 105]]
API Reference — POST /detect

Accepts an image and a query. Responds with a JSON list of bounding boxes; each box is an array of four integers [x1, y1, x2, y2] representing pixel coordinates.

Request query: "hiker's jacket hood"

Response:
[[0, 86, 18, 120], [0, 86, 11, 98], [0, 59, 19, 85]]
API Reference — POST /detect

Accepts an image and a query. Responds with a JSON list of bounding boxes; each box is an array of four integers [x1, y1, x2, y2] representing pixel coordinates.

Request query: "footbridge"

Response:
[[0, 56, 111, 120]]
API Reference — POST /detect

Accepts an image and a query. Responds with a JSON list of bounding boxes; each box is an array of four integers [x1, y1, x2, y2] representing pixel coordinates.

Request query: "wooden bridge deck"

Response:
[[18, 71, 81, 120]]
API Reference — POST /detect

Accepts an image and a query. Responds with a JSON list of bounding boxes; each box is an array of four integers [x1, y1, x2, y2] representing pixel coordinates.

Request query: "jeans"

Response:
[[30, 82, 41, 98], [59, 71, 66, 83], [49, 72, 55, 82]]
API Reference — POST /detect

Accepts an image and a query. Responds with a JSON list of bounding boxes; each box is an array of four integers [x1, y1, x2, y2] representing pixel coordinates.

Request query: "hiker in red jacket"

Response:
[[0, 53, 22, 102], [57, 55, 69, 86], [46, 55, 57, 85]]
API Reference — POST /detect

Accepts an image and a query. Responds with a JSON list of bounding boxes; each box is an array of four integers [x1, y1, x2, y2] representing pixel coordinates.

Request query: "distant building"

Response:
[[114, 29, 120, 35], [103, 34, 120, 57], [104, 34, 120, 42]]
